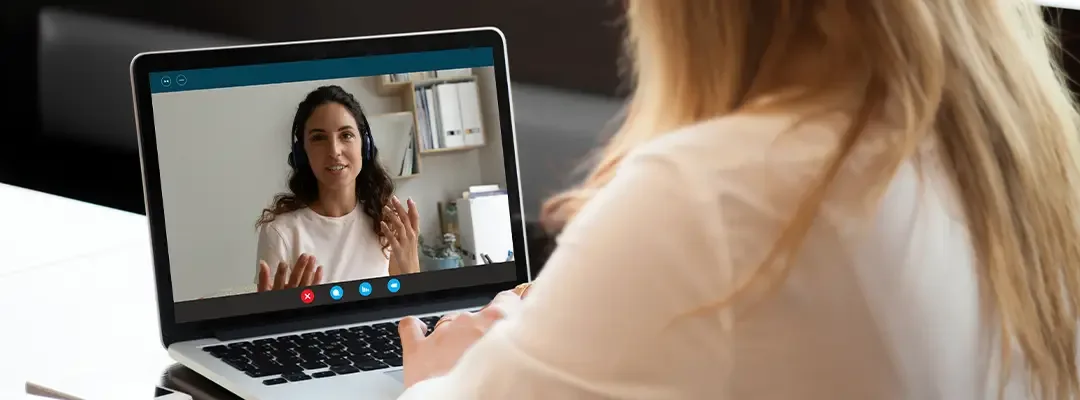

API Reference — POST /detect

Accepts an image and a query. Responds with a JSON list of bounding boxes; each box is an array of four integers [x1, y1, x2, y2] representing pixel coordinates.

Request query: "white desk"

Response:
[[0, 183, 149, 275], [0, 183, 175, 399]]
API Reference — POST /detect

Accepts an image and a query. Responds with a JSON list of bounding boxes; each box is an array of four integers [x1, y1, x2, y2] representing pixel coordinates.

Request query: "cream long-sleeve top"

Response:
[[397, 112, 1036, 399]]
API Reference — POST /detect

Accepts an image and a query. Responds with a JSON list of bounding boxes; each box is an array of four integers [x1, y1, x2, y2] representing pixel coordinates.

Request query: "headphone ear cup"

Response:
[[290, 140, 305, 167], [364, 132, 374, 161]]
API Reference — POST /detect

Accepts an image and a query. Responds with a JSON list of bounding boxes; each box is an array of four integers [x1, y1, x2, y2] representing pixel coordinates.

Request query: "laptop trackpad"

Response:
[[384, 370, 405, 383]]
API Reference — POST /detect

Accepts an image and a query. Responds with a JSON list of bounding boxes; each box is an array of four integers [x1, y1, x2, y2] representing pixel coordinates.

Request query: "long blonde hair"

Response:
[[541, 1, 1080, 398]]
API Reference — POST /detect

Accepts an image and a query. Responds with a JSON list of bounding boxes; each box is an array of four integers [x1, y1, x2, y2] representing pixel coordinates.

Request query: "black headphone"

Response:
[[287, 118, 375, 169]]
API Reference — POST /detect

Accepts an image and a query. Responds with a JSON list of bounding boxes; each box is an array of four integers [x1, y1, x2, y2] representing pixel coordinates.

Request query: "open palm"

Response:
[[383, 196, 420, 276]]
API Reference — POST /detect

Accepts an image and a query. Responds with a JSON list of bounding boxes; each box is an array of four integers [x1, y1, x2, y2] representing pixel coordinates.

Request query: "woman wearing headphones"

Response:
[[255, 85, 420, 292], [395, 1, 1080, 399]]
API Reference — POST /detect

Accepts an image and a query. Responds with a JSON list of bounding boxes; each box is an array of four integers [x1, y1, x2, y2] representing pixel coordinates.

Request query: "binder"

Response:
[[456, 81, 485, 146], [435, 83, 466, 148]]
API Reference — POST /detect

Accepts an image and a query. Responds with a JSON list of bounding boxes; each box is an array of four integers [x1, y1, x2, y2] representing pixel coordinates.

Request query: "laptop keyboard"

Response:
[[201, 315, 443, 385]]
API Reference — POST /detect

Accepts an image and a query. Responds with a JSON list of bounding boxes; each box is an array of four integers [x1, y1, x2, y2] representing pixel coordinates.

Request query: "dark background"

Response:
[[0, 0, 627, 211], [1, 1, 1078, 269]]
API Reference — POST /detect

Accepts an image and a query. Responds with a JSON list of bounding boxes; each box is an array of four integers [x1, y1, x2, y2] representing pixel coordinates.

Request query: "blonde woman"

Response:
[[394, 1, 1080, 399]]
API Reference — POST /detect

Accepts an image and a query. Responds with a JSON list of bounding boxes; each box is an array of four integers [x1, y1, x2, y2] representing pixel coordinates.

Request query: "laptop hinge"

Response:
[[213, 296, 490, 342]]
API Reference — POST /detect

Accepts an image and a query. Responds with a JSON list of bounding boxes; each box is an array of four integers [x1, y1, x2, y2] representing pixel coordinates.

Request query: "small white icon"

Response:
[[160, 76, 172, 87], [176, 74, 187, 86]]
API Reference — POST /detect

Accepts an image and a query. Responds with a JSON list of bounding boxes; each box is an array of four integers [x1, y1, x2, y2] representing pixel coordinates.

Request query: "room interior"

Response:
[[5, 1, 1080, 398]]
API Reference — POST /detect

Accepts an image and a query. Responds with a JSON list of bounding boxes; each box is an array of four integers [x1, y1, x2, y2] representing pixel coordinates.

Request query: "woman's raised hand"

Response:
[[257, 253, 324, 291], [383, 196, 421, 276]]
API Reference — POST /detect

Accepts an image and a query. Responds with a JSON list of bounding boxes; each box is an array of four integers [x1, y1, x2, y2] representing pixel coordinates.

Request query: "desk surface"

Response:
[[0, 183, 225, 399]]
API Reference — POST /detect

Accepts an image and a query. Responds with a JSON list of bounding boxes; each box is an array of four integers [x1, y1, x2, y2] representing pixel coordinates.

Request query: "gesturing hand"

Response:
[[257, 253, 324, 292], [397, 289, 525, 389], [382, 196, 420, 276]]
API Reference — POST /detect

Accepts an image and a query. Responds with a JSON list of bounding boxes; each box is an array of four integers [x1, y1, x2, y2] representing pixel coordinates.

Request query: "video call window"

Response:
[[150, 55, 513, 305]]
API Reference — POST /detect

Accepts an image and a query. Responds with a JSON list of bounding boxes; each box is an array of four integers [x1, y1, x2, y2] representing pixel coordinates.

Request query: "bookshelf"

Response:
[[375, 69, 489, 157]]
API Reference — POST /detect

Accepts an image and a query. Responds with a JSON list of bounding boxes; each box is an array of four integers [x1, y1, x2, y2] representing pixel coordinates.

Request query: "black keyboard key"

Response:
[[347, 353, 377, 364], [224, 358, 252, 371], [330, 365, 360, 375], [250, 356, 277, 368], [313, 371, 336, 378], [369, 341, 395, 353], [278, 355, 303, 366], [253, 338, 277, 346], [351, 346, 375, 356], [373, 350, 398, 360], [300, 360, 326, 370], [263, 378, 287, 386], [276, 341, 300, 351], [222, 348, 251, 358], [354, 359, 389, 371], [325, 351, 349, 359], [322, 344, 347, 353], [325, 357, 351, 367], [282, 372, 312, 382], [269, 361, 303, 374], [381, 357, 403, 367], [245, 368, 277, 378]]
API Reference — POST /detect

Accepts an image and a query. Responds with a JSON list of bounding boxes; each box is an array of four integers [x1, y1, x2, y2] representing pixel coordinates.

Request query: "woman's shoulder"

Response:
[[624, 112, 850, 185], [258, 208, 308, 235], [631, 112, 844, 167]]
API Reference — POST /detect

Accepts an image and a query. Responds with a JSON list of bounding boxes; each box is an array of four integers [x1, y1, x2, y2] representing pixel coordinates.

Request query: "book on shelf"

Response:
[[389, 68, 473, 83], [388, 71, 437, 82]]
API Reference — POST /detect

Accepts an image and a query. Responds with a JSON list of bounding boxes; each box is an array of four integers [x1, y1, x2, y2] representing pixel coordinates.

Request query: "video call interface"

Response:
[[147, 48, 518, 323]]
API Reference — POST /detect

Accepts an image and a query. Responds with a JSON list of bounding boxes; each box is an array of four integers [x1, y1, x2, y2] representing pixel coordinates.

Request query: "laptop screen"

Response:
[[145, 46, 519, 323]]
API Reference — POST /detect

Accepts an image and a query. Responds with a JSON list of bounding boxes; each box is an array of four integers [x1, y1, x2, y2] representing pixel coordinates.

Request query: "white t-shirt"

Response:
[[397, 112, 1041, 399], [255, 203, 389, 285]]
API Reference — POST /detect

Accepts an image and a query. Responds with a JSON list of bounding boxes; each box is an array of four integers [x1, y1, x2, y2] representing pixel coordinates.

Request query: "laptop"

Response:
[[128, 27, 529, 400]]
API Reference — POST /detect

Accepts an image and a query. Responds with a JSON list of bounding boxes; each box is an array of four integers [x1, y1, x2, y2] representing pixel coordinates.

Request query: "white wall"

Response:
[[475, 67, 507, 186], [151, 69, 506, 302]]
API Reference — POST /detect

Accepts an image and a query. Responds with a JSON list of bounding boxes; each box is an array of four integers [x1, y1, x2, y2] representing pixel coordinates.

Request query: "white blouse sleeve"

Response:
[[396, 147, 735, 399]]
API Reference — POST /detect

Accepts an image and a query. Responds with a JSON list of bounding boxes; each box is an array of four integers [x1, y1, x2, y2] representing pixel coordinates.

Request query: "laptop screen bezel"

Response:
[[129, 27, 530, 347]]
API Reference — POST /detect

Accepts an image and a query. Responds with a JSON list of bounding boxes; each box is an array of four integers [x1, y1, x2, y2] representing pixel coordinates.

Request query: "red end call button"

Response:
[[300, 288, 315, 304]]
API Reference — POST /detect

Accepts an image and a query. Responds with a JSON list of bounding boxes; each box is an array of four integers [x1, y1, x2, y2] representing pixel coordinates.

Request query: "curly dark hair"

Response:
[[256, 85, 395, 256]]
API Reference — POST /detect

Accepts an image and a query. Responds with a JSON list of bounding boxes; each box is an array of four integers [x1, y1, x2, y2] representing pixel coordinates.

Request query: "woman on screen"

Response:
[[394, 1, 1080, 399], [254, 85, 419, 292]]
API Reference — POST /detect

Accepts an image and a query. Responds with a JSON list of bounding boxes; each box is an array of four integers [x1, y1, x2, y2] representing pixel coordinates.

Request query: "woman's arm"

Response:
[[398, 147, 735, 399]]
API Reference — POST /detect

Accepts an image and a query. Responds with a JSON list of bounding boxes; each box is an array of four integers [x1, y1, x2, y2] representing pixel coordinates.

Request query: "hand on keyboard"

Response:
[[397, 289, 524, 389]]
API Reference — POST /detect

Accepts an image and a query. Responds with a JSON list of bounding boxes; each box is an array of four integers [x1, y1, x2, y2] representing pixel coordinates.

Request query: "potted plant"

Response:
[[419, 233, 464, 272]]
